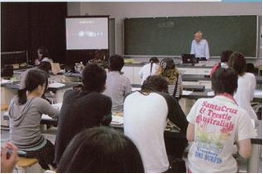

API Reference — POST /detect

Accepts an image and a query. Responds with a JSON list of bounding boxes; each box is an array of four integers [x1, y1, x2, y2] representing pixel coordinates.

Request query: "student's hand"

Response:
[[1, 142, 18, 173]]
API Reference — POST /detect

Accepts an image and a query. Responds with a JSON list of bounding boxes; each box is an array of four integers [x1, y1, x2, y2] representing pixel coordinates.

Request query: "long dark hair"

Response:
[[149, 57, 159, 75], [57, 127, 144, 173], [18, 69, 48, 105], [228, 52, 246, 76]]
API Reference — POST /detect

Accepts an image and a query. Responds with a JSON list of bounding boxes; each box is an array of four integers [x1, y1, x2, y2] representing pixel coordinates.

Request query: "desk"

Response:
[[182, 74, 262, 90], [1, 80, 77, 105], [41, 111, 187, 158]]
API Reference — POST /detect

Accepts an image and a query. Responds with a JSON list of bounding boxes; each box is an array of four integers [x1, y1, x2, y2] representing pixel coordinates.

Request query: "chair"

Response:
[[16, 157, 39, 173]]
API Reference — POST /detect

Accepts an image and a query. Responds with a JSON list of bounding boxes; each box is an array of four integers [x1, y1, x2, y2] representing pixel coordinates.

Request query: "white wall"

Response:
[[78, 2, 261, 56], [67, 2, 80, 16]]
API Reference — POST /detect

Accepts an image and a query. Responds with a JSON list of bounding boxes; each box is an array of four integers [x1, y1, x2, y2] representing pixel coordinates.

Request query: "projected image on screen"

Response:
[[66, 18, 108, 50]]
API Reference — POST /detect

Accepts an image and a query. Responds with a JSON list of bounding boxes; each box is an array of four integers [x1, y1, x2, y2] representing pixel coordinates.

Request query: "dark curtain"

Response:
[[1, 2, 67, 64]]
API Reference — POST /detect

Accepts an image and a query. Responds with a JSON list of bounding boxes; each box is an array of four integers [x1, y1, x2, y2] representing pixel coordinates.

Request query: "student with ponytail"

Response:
[[138, 57, 160, 85], [8, 69, 59, 170]]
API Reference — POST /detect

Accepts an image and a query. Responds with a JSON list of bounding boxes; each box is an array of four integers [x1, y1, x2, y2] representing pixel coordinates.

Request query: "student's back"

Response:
[[8, 69, 59, 169], [124, 76, 187, 173], [139, 57, 160, 85], [54, 89, 112, 164], [186, 68, 256, 173], [54, 64, 112, 165], [234, 72, 257, 120], [104, 72, 131, 112], [103, 55, 131, 112], [228, 52, 258, 120]]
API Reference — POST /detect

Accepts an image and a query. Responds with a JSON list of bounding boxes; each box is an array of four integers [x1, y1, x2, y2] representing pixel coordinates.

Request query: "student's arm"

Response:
[[236, 112, 256, 159], [101, 97, 112, 126], [237, 139, 252, 159], [205, 40, 210, 60], [186, 99, 202, 141], [162, 93, 188, 134], [187, 123, 195, 141], [138, 66, 144, 79], [124, 78, 132, 95], [1, 142, 18, 173], [37, 98, 59, 118], [250, 74, 256, 101], [190, 40, 195, 54]]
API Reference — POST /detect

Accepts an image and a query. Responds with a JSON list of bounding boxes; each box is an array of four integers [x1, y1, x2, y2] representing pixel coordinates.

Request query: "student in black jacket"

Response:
[[54, 64, 112, 165]]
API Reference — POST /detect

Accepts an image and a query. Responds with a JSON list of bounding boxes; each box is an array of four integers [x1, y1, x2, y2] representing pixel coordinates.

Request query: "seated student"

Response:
[[19, 63, 51, 104], [8, 69, 59, 169], [210, 50, 233, 78], [1, 142, 18, 173], [159, 58, 183, 98], [124, 75, 188, 173], [54, 64, 112, 165], [57, 127, 144, 173], [228, 52, 258, 120], [103, 55, 131, 112], [186, 68, 255, 173], [138, 57, 160, 85], [35, 46, 49, 66], [34, 46, 60, 75]]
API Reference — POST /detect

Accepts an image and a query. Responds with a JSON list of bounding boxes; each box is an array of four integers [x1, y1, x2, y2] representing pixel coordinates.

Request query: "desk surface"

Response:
[[182, 74, 262, 84], [41, 114, 261, 144], [1, 81, 76, 91]]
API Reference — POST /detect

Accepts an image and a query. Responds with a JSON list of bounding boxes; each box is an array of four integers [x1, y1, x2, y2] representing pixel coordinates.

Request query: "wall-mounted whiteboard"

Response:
[[66, 17, 108, 50]]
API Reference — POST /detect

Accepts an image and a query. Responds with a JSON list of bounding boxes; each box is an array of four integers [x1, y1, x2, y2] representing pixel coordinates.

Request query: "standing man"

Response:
[[190, 31, 210, 60]]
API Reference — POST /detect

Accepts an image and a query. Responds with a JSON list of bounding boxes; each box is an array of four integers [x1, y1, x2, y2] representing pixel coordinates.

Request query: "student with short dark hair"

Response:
[[57, 127, 144, 173], [228, 52, 258, 120], [186, 68, 255, 173], [54, 64, 112, 165], [139, 57, 160, 85], [210, 50, 233, 77], [124, 75, 187, 173], [104, 54, 131, 112], [9, 69, 59, 169]]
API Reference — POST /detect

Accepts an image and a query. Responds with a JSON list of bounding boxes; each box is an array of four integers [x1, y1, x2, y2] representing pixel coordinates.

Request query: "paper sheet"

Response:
[[111, 115, 124, 125], [132, 87, 141, 91], [1, 79, 12, 84], [42, 114, 53, 120], [207, 91, 215, 96], [254, 89, 262, 98], [48, 82, 65, 88], [52, 103, 62, 110], [42, 103, 62, 120], [182, 90, 193, 96]]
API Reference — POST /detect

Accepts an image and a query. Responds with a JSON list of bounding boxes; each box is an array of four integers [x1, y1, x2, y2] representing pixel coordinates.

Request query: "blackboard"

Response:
[[124, 16, 258, 57]]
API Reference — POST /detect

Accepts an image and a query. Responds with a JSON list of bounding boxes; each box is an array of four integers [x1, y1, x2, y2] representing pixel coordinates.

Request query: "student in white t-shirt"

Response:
[[228, 52, 258, 120], [138, 57, 159, 85], [187, 68, 256, 173], [124, 75, 188, 173]]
